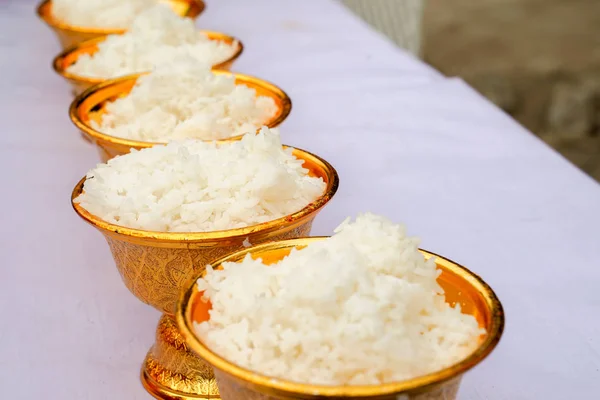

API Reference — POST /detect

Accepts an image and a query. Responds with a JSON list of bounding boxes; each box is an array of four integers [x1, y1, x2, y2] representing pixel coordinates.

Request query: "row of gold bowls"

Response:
[[45, 4, 300, 396], [40, 1, 505, 399]]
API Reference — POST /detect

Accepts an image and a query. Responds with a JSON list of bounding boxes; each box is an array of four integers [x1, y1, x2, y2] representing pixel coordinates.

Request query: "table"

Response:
[[2, 1, 599, 399]]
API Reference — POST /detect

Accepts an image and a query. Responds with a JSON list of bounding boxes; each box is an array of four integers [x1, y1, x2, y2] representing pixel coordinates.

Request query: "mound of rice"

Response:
[[195, 214, 485, 386], [66, 5, 237, 79], [52, 0, 156, 29], [74, 128, 325, 232], [92, 59, 278, 141]]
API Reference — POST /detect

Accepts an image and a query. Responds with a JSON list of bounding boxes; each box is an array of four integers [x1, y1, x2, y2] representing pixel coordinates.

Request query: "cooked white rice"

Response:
[[195, 214, 485, 386], [52, 0, 156, 29], [91, 59, 278, 141], [74, 128, 325, 232], [66, 5, 237, 79]]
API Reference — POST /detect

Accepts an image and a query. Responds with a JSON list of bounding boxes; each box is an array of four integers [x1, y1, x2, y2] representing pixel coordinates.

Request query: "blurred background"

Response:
[[341, 0, 600, 182]]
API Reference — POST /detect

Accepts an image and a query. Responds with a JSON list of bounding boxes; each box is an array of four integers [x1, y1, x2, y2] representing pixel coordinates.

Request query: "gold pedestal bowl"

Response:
[[177, 238, 505, 400], [37, 0, 206, 50], [53, 32, 243, 96], [68, 71, 291, 162], [71, 153, 339, 399]]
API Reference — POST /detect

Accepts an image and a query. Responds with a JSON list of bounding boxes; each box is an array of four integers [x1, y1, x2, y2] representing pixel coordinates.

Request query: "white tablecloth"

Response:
[[2, 1, 600, 399]]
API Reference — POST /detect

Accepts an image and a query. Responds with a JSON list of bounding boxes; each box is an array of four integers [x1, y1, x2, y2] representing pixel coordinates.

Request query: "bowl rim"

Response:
[[52, 31, 244, 84], [71, 149, 339, 243], [68, 71, 292, 149], [176, 238, 505, 398], [36, 0, 206, 35]]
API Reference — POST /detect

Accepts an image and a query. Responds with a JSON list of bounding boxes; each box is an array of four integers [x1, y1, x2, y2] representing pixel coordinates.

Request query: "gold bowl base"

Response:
[[141, 315, 220, 399]]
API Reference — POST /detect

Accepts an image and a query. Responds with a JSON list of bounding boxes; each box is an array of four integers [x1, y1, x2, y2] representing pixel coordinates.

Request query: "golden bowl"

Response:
[[71, 151, 339, 399], [37, 0, 206, 50], [53, 32, 244, 96], [69, 71, 292, 162], [177, 238, 505, 400]]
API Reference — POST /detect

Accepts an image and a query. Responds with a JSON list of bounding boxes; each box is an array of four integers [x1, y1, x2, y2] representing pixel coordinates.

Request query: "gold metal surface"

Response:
[[142, 315, 219, 399], [177, 238, 505, 400], [37, 0, 206, 50], [53, 32, 243, 96], [71, 152, 338, 399], [69, 72, 292, 162]]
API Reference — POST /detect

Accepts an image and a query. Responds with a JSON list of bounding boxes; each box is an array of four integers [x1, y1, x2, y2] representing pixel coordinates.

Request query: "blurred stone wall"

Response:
[[341, 0, 425, 55], [423, 0, 600, 180]]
